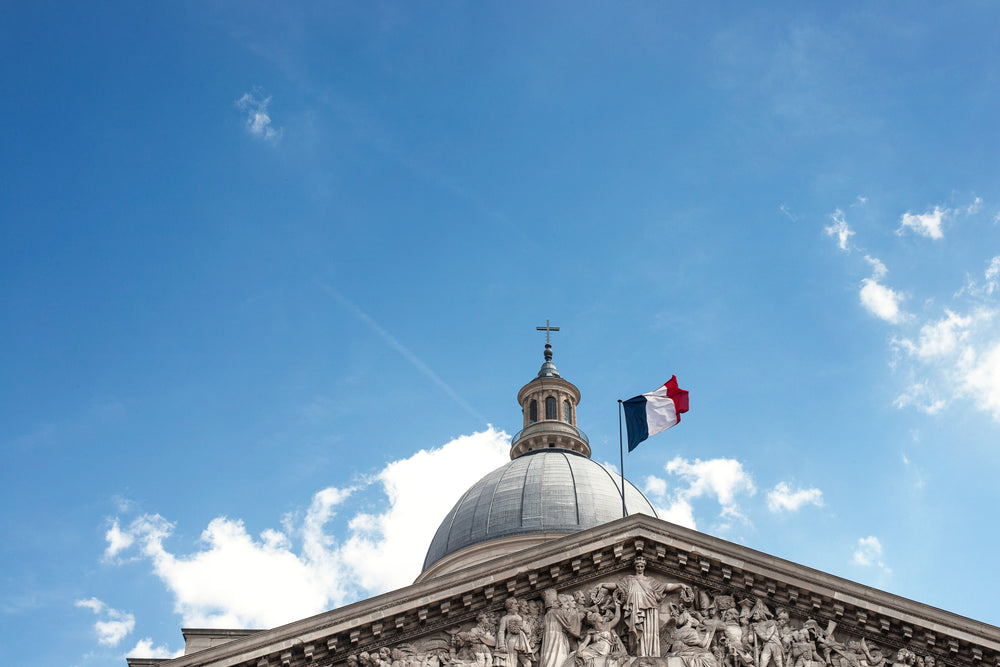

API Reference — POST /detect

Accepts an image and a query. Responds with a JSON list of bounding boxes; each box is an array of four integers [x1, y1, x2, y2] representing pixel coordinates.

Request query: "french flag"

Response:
[[622, 376, 689, 451]]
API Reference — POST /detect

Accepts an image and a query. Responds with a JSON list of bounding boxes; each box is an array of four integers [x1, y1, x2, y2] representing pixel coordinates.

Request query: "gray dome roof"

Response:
[[422, 449, 658, 571]]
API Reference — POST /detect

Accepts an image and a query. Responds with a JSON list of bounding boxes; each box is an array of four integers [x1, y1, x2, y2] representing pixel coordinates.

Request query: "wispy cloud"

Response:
[[901, 452, 925, 490], [74, 597, 135, 646], [236, 90, 283, 142], [985, 256, 1000, 295], [825, 208, 855, 251], [644, 457, 756, 531], [897, 206, 947, 240], [827, 203, 1000, 422], [892, 380, 947, 416], [892, 298, 1000, 419], [766, 482, 823, 512], [103, 428, 509, 628], [853, 535, 891, 574]]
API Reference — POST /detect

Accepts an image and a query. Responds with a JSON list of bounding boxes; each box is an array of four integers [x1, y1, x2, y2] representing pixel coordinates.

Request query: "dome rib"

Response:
[[439, 482, 475, 555], [563, 450, 581, 525], [518, 453, 532, 529]]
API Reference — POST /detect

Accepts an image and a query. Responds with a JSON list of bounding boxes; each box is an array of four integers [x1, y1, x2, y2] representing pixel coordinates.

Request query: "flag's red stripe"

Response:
[[665, 374, 689, 415]]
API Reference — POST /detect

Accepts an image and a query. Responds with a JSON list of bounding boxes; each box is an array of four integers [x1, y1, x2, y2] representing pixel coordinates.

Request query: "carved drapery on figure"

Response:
[[497, 598, 536, 667], [345, 565, 948, 667], [540, 588, 585, 667], [600, 556, 692, 657]]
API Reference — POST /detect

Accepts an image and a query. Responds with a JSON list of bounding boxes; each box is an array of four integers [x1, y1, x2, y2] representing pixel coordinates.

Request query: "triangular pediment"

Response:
[[156, 515, 1000, 667]]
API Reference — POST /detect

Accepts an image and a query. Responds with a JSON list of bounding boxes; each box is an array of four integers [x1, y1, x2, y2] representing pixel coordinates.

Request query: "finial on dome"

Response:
[[536, 320, 560, 377]]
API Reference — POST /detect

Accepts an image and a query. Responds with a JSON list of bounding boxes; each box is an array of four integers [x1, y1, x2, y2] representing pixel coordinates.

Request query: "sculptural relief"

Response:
[[572, 601, 626, 667], [497, 597, 536, 667], [600, 556, 694, 657], [346, 560, 943, 667]]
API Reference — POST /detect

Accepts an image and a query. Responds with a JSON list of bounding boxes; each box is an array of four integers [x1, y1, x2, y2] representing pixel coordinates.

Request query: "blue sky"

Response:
[[3, 3, 1000, 665]]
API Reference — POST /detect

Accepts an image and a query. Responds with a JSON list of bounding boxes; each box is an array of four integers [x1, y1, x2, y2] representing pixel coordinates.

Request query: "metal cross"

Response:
[[536, 319, 560, 344]]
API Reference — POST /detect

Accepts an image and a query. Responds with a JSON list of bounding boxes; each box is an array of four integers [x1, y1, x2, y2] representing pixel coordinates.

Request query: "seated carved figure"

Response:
[[667, 610, 720, 667], [573, 604, 626, 667]]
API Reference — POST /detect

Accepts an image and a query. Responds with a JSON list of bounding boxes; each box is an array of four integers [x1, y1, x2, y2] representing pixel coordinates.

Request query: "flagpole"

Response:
[[618, 399, 627, 518]]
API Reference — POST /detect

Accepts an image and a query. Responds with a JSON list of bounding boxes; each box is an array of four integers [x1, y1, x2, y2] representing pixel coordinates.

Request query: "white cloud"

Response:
[[852, 536, 891, 573], [985, 256, 1000, 295], [127, 638, 183, 659], [956, 338, 1000, 420], [766, 482, 823, 512], [859, 256, 905, 324], [967, 197, 983, 215], [824, 208, 855, 250], [645, 457, 756, 530], [898, 206, 947, 239], [235, 91, 283, 142], [658, 499, 698, 529], [105, 428, 510, 628], [892, 381, 947, 415], [891, 305, 1000, 420], [104, 519, 135, 561], [830, 204, 1000, 422], [75, 597, 135, 646], [860, 278, 905, 324], [643, 475, 667, 498], [864, 255, 888, 279], [894, 310, 972, 359], [337, 429, 509, 591]]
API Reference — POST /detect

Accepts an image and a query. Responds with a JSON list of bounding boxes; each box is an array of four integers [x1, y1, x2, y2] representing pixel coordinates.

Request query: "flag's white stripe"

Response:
[[645, 395, 679, 436]]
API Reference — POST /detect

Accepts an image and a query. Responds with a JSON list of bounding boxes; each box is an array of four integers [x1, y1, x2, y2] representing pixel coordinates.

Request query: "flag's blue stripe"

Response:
[[622, 396, 648, 452]]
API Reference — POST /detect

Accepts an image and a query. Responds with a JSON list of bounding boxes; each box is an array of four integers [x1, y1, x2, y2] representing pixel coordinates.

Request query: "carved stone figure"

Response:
[[390, 648, 408, 667], [787, 621, 823, 667], [452, 613, 497, 667], [667, 609, 720, 667], [348, 580, 945, 667], [748, 600, 784, 667], [497, 597, 535, 667], [601, 556, 692, 657], [714, 597, 751, 667], [892, 649, 917, 667], [574, 603, 625, 667], [539, 588, 584, 667], [860, 639, 886, 667]]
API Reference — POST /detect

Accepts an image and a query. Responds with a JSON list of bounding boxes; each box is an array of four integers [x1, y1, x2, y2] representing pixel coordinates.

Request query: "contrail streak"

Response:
[[319, 283, 486, 424]]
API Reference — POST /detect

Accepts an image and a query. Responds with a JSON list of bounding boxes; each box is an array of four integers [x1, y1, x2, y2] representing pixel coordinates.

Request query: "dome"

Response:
[[421, 448, 658, 574]]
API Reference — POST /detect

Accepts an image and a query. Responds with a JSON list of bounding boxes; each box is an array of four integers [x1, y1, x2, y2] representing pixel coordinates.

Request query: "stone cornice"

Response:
[[153, 515, 1000, 667]]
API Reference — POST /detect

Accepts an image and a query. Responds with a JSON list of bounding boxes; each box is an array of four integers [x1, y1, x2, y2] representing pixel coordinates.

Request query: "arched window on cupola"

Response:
[[563, 400, 571, 424], [529, 400, 537, 424], [545, 396, 557, 420]]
